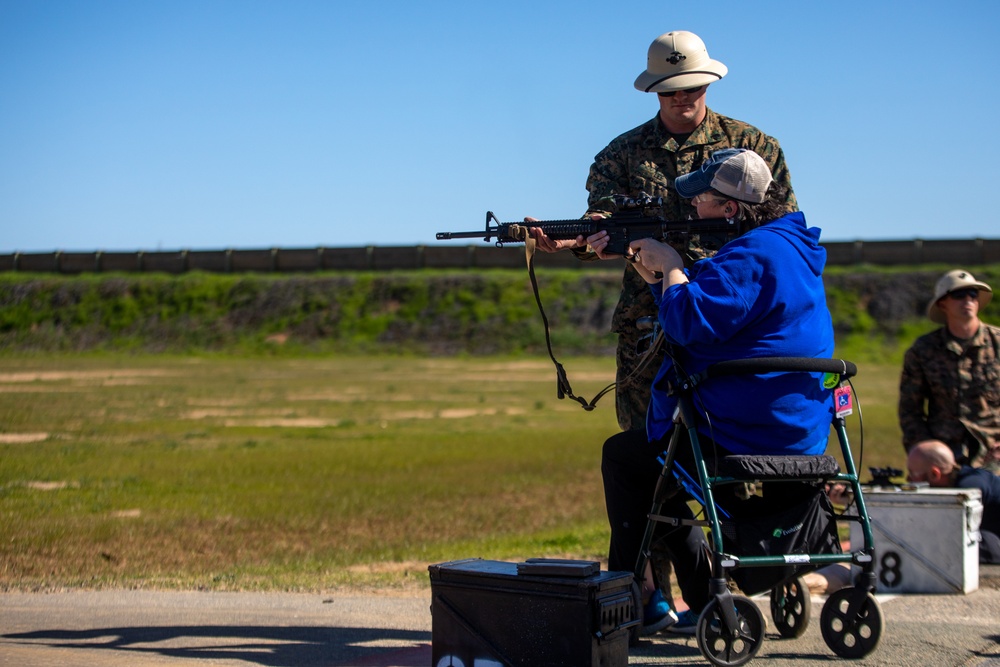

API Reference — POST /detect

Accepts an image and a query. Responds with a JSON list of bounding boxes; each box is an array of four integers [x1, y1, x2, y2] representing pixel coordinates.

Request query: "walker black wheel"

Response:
[[770, 576, 811, 638], [696, 595, 766, 667], [820, 587, 884, 659]]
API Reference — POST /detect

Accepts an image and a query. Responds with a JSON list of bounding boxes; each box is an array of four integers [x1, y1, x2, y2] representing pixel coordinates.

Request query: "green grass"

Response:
[[0, 354, 905, 593]]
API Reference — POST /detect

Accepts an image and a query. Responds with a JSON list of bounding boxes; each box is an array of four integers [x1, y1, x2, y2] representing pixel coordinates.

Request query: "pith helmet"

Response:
[[926, 269, 993, 323], [634, 30, 728, 93]]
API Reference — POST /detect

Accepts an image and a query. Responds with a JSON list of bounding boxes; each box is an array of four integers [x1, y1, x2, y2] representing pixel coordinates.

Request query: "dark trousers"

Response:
[[981, 530, 1000, 564], [602, 428, 729, 613]]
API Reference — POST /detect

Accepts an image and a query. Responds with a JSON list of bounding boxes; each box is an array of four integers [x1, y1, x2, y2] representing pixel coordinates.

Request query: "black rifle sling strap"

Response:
[[509, 224, 663, 412]]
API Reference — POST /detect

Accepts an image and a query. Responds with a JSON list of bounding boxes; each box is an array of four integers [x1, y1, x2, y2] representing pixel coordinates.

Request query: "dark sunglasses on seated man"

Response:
[[947, 288, 979, 301]]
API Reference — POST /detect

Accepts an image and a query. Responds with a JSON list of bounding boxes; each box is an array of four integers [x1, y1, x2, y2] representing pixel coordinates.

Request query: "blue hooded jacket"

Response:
[[646, 211, 835, 455]]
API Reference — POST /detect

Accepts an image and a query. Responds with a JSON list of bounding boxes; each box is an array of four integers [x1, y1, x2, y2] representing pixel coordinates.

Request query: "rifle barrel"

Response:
[[435, 231, 493, 240]]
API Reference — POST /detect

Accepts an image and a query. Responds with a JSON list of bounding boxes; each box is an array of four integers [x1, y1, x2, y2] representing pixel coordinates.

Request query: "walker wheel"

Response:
[[820, 587, 884, 659], [696, 595, 766, 667], [770, 576, 811, 638]]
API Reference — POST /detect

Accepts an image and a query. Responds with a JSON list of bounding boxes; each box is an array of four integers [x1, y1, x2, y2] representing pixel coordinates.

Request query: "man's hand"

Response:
[[525, 214, 616, 258], [825, 482, 853, 506], [524, 220, 582, 252], [579, 228, 629, 260]]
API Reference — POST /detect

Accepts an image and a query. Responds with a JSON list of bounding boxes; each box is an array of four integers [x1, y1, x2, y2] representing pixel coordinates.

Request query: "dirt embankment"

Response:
[[0, 268, 996, 356]]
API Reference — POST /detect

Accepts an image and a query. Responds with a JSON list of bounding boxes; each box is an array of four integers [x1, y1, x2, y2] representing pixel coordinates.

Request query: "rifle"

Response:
[[435, 193, 741, 256], [435, 194, 743, 413], [867, 467, 904, 488]]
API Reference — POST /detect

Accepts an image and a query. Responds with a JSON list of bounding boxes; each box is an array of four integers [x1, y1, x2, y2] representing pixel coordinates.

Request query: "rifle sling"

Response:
[[511, 224, 663, 412]]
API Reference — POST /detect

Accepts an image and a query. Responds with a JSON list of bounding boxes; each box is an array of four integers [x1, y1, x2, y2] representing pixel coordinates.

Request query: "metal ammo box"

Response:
[[850, 487, 983, 594], [428, 558, 636, 667]]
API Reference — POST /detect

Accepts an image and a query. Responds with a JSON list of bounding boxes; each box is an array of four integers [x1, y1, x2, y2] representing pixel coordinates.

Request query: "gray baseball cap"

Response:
[[674, 149, 773, 204]]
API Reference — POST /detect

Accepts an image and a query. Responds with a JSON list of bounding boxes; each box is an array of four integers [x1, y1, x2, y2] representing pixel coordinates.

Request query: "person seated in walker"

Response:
[[599, 148, 836, 634]]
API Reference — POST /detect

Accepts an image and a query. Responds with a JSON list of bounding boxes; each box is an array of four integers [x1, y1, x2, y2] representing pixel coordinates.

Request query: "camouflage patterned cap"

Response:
[[634, 30, 728, 93], [927, 269, 993, 323]]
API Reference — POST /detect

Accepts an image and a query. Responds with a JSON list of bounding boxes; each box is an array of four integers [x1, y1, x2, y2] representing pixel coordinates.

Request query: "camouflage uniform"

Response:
[[899, 324, 1000, 471], [576, 109, 798, 431]]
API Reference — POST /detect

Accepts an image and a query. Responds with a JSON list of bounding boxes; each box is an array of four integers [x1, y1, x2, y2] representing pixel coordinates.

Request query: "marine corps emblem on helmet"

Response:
[[634, 30, 728, 93]]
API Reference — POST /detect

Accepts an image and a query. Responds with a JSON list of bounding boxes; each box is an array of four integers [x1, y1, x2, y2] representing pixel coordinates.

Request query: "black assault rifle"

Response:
[[435, 194, 743, 413], [435, 193, 741, 255]]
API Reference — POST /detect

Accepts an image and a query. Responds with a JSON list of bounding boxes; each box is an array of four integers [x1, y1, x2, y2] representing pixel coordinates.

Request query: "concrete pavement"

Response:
[[1, 568, 998, 667]]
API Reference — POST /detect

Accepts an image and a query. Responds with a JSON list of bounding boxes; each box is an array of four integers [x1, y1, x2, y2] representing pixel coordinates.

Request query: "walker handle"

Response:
[[703, 357, 857, 380]]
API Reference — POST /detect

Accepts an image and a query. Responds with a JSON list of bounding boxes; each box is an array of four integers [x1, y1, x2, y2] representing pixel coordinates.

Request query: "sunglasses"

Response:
[[947, 288, 979, 301], [657, 85, 705, 98]]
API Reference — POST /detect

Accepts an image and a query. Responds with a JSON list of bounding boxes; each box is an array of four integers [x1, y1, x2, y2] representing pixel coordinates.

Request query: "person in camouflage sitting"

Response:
[[899, 270, 1000, 473]]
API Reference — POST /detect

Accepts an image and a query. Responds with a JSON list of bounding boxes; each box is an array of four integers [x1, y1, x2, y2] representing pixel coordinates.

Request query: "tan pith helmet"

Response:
[[634, 30, 728, 93], [926, 269, 992, 323]]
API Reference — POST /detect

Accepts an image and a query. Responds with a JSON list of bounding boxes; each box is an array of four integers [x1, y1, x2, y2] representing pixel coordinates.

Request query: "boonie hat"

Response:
[[926, 269, 993, 323], [674, 149, 773, 204], [634, 30, 728, 93]]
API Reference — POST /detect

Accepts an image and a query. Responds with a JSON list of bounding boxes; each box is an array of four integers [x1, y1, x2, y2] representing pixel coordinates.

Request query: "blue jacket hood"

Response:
[[755, 212, 826, 279]]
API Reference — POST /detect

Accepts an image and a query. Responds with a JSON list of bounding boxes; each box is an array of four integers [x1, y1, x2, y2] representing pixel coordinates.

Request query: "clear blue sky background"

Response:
[[2, 0, 998, 253]]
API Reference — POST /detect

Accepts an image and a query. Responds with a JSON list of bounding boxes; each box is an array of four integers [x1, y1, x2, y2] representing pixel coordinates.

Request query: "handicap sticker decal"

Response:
[[834, 385, 853, 417]]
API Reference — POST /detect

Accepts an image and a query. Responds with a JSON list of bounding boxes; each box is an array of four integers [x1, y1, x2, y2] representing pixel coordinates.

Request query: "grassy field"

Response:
[[0, 354, 905, 593]]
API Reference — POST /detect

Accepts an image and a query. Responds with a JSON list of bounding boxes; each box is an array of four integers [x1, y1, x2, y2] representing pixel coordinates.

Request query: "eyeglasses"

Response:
[[657, 85, 705, 98], [691, 191, 728, 205], [947, 288, 979, 301]]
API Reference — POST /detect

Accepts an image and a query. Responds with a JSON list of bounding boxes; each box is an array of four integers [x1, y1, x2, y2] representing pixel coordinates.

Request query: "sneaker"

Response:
[[667, 606, 766, 636], [640, 590, 678, 635], [665, 609, 698, 635]]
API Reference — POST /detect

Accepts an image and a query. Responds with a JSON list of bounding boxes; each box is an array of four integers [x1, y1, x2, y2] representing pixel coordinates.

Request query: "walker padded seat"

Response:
[[715, 454, 841, 481]]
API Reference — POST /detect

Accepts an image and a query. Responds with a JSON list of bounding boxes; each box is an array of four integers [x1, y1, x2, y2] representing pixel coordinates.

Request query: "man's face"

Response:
[[906, 454, 947, 487], [936, 288, 980, 325], [657, 85, 708, 132], [906, 462, 929, 483]]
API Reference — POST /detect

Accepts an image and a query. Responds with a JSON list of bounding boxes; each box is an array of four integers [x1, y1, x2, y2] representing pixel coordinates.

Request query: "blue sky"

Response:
[[2, 0, 998, 253]]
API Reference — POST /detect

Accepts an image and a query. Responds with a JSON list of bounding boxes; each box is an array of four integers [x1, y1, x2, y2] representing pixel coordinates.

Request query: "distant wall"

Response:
[[2, 238, 999, 274]]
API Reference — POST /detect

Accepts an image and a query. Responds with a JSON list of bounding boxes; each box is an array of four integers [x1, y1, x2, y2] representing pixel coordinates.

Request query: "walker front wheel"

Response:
[[696, 595, 765, 667], [819, 587, 883, 659]]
